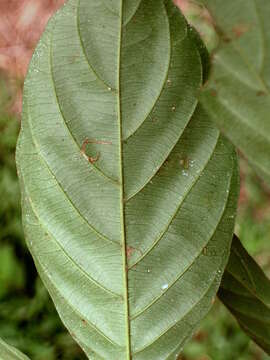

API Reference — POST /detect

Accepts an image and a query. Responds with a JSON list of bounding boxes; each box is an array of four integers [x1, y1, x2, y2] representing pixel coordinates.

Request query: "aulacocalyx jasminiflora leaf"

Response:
[[16, 1, 239, 359], [198, 0, 270, 186], [0, 337, 29, 360], [219, 235, 270, 355]]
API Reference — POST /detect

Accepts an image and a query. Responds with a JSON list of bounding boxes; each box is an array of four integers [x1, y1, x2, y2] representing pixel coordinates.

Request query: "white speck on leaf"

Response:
[[182, 170, 189, 177]]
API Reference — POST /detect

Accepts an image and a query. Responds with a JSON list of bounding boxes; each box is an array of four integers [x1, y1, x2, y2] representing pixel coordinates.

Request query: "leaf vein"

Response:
[[122, 1, 142, 27], [128, 135, 220, 270], [25, 106, 120, 246], [25, 190, 122, 298], [77, 0, 113, 90], [50, 17, 119, 186], [122, 10, 173, 143], [131, 169, 231, 320], [133, 270, 221, 355], [31, 250, 122, 349]]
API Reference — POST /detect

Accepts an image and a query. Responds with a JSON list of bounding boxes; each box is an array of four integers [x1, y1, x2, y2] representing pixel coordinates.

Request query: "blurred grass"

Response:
[[0, 7, 270, 356]]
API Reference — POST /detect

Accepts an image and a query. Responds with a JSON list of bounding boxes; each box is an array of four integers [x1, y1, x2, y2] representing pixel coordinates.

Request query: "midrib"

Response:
[[117, 1, 131, 359]]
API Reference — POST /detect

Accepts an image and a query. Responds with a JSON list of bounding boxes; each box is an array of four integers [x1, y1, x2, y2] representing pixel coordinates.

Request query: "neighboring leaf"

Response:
[[198, 0, 270, 185], [16, 1, 239, 359], [0, 337, 29, 360], [219, 235, 270, 355]]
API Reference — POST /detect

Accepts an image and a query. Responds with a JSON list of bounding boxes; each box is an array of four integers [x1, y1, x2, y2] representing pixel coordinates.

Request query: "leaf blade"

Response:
[[16, 1, 239, 358], [198, 0, 270, 185], [0, 338, 29, 360], [219, 235, 270, 355]]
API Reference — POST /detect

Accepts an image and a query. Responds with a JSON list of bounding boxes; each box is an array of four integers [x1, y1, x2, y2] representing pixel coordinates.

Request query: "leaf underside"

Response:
[[16, 1, 239, 359], [198, 0, 270, 186], [219, 236, 270, 355], [0, 337, 29, 360]]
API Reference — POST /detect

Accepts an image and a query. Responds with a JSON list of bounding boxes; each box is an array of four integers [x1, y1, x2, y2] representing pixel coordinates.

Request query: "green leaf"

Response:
[[0, 337, 29, 360], [16, 1, 239, 358], [219, 235, 270, 355], [187, 26, 211, 84], [198, 0, 270, 185]]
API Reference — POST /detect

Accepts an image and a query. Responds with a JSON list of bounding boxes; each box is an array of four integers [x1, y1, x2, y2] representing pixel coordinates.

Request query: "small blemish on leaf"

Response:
[[70, 54, 80, 64], [256, 90, 267, 96], [179, 156, 189, 170], [232, 24, 250, 38], [126, 246, 142, 259], [149, 113, 158, 122], [222, 35, 231, 43], [126, 246, 135, 259], [80, 138, 112, 164], [161, 283, 169, 290], [182, 170, 189, 177]]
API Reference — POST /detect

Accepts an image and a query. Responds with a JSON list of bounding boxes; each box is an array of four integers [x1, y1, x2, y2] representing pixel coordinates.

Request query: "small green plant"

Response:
[[4, 0, 270, 359]]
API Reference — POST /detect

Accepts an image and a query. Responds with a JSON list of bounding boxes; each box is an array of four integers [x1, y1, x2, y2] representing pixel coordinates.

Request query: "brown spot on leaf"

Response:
[[232, 24, 250, 38], [157, 158, 171, 177], [88, 153, 100, 164], [126, 246, 142, 260], [193, 330, 207, 342], [257, 90, 267, 96], [179, 156, 189, 170], [222, 35, 232, 43], [126, 246, 135, 259], [80, 138, 112, 164], [70, 54, 80, 64]]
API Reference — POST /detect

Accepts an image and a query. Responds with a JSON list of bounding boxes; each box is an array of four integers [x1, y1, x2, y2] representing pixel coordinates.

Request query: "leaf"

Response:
[[198, 0, 270, 185], [219, 235, 270, 355], [0, 337, 29, 360], [187, 26, 211, 84], [16, 1, 239, 359]]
